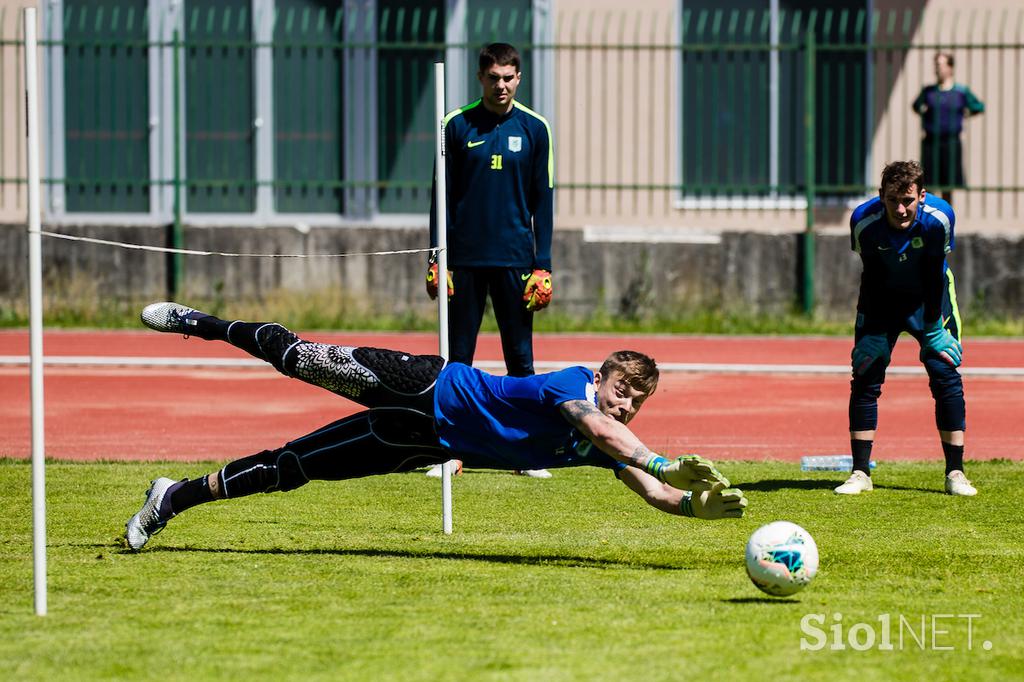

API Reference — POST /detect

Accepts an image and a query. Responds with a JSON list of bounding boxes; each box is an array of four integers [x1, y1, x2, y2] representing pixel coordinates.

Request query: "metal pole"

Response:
[[434, 62, 453, 535], [803, 28, 816, 315], [25, 6, 47, 616]]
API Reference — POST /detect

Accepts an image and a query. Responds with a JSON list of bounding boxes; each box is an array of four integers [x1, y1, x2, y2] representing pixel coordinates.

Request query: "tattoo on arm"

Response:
[[627, 445, 655, 469], [560, 399, 602, 424], [560, 400, 664, 474]]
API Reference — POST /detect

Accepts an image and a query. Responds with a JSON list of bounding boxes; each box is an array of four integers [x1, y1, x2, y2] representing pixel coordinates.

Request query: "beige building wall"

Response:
[[0, 1, 38, 224]]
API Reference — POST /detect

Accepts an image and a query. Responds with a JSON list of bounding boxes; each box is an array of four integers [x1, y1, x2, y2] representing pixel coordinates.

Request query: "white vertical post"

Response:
[[434, 62, 453, 535], [25, 6, 47, 617]]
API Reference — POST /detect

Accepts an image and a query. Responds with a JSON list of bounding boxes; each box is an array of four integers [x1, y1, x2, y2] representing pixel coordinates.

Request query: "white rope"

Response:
[[39, 230, 438, 259], [3, 355, 1022, 377]]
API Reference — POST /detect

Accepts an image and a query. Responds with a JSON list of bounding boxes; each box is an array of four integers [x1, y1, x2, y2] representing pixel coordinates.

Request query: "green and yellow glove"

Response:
[[645, 453, 730, 491], [522, 269, 553, 311], [922, 318, 962, 367], [679, 482, 748, 519], [852, 333, 890, 375]]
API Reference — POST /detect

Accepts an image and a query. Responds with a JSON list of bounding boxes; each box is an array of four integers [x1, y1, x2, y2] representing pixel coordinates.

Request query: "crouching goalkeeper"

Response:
[[125, 302, 748, 551]]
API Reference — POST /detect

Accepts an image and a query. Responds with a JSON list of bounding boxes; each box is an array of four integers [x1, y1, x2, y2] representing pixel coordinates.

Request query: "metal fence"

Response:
[[1, 2, 1022, 229]]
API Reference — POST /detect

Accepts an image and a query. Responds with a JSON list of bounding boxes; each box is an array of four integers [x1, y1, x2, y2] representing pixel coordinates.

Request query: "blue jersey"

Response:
[[432, 363, 624, 472], [850, 193, 955, 328], [430, 100, 554, 270], [912, 84, 984, 136]]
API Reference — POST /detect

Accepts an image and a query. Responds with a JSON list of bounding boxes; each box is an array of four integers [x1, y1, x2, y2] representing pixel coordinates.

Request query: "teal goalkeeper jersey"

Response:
[[429, 100, 554, 270]]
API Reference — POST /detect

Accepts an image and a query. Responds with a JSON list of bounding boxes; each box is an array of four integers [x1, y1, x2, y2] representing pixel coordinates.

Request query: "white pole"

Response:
[[434, 62, 453, 535], [25, 7, 47, 617]]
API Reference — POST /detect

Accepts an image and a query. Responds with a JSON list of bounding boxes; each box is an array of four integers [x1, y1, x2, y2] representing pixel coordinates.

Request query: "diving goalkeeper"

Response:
[[125, 302, 747, 551]]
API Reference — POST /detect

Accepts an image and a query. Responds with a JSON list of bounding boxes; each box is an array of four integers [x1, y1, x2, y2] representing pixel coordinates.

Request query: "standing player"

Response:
[[427, 42, 555, 478], [124, 302, 747, 551], [836, 160, 976, 497], [912, 52, 984, 204]]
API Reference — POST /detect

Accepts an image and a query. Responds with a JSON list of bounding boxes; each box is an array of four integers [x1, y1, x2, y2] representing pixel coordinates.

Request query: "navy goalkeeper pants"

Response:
[[849, 279, 966, 433], [449, 266, 535, 377]]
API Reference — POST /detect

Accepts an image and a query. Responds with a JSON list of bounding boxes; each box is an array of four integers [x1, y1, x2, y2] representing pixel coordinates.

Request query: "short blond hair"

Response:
[[599, 350, 659, 396]]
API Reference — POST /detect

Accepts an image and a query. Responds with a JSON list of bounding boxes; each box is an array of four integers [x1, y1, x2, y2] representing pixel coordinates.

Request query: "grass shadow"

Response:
[[739, 478, 948, 495], [722, 596, 803, 604], [737, 479, 842, 492], [102, 543, 691, 571], [871, 483, 947, 495]]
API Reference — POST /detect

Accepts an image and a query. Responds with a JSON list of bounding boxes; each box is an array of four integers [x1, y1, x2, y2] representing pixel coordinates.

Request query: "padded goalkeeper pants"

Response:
[[197, 318, 453, 498], [217, 408, 449, 497]]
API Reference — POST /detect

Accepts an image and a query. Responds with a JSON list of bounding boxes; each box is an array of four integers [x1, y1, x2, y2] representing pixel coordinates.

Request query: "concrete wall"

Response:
[[3, 223, 1021, 319]]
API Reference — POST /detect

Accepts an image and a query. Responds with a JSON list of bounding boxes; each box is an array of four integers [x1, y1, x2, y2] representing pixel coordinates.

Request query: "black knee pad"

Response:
[[352, 347, 445, 395]]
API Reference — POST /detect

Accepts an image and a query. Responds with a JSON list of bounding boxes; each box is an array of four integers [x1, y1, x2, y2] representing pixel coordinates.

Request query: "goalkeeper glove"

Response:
[[852, 333, 890, 375], [648, 453, 730, 491], [922, 318, 962, 367], [679, 482, 748, 520], [425, 259, 453, 300], [522, 269, 553, 311]]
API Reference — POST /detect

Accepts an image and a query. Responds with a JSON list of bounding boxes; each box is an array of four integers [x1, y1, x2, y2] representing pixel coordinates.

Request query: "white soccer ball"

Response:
[[745, 521, 819, 597]]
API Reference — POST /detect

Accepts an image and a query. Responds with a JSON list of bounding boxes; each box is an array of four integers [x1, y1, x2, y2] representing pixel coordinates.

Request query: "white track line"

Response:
[[0, 355, 1022, 377]]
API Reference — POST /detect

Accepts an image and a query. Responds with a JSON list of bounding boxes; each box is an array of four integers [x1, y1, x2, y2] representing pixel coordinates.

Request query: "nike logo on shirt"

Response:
[[467, 140, 486, 148]]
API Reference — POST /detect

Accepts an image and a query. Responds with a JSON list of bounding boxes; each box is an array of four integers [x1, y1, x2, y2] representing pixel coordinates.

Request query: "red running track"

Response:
[[1, 330, 1021, 462]]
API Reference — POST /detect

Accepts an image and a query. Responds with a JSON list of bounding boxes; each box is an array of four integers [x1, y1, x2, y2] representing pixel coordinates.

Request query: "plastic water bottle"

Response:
[[800, 455, 877, 472]]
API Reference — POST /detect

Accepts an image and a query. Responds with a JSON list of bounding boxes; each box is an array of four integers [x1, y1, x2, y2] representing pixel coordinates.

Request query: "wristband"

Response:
[[679, 490, 695, 517], [643, 455, 670, 481]]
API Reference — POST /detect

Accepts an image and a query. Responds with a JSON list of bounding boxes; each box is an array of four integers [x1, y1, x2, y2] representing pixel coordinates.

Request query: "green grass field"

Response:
[[2, 460, 1021, 681]]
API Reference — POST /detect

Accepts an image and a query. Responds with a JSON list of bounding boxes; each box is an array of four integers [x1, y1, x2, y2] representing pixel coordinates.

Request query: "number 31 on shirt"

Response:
[[490, 154, 503, 170]]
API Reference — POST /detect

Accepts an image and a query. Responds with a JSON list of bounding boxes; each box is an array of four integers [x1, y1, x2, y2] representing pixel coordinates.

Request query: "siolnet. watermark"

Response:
[[800, 612, 992, 652]]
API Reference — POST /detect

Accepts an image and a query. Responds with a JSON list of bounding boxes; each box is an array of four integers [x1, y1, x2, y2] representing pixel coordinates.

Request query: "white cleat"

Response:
[[834, 469, 873, 495], [945, 470, 978, 496], [514, 469, 553, 479], [125, 477, 176, 551], [140, 302, 204, 335]]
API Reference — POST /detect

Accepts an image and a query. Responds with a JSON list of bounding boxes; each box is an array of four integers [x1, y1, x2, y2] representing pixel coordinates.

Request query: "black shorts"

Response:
[[921, 135, 964, 188]]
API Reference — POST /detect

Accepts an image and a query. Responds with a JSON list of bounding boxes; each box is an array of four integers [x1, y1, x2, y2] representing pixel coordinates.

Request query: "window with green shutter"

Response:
[[680, 0, 868, 198], [185, 0, 255, 212], [274, 0, 345, 213], [376, 0, 444, 214], [64, 0, 150, 212]]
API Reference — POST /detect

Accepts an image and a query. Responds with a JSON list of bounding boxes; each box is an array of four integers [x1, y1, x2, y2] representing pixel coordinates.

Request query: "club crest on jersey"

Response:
[[911, 237, 924, 249], [508, 136, 522, 152]]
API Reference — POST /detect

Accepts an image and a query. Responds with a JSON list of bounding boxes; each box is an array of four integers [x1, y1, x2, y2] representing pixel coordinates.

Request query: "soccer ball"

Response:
[[745, 521, 819, 597]]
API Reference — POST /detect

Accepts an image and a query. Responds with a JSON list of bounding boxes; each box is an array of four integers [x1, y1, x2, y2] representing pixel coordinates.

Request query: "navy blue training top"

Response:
[[912, 84, 984, 136], [850, 192, 955, 329], [433, 363, 624, 472], [429, 99, 554, 270]]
